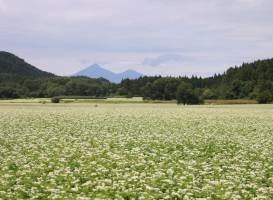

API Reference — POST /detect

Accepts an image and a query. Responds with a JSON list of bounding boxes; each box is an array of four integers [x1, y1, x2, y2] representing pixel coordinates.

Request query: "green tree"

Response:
[[0, 86, 18, 98], [176, 82, 202, 105], [202, 88, 216, 99], [46, 86, 66, 97], [257, 90, 272, 104]]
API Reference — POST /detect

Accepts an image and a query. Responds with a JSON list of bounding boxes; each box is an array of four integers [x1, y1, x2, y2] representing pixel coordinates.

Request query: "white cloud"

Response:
[[143, 54, 189, 67]]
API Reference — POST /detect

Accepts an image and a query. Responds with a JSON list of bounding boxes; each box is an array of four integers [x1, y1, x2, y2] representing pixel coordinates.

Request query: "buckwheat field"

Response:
[[0, 104, 272, 199]]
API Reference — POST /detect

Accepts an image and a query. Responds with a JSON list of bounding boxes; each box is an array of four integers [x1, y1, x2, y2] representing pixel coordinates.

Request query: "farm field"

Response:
[[0, 104, 272, 199]]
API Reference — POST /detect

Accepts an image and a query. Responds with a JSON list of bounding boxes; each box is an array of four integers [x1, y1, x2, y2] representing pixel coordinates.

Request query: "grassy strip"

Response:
[[54, 96, 107, 100], [205, 99, 257, 105], [0, 98, 260, 105]]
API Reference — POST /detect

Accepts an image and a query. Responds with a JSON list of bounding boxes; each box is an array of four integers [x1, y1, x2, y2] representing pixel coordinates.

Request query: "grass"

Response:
[[0, 97, 175, 104], [205, 99, 257, 105], [0, 98, 51, 103], [0, 98, 261, 105], [0, 103, 272, 199]]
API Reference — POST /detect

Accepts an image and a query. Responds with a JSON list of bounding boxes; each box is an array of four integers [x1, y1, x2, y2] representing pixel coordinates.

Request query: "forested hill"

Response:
[[0, 51, 55, 77], [116, 58, 273, 102], [223, 59, 273, 83], [0, 51, 272, 103], [0, 52, 112, 98]]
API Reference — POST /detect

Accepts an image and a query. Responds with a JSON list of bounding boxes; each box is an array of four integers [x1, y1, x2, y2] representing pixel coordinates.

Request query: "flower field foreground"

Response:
[[0, 104, 272, 199]]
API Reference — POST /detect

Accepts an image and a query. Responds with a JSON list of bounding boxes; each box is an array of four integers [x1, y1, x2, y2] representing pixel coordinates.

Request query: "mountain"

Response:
[[119, 69, 143, 81], [0, 51, 55, 77], [74, 64, 143, 83]]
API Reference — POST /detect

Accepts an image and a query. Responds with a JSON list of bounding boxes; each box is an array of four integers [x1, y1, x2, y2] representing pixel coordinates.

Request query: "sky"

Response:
[[1, 0, 273, 77]]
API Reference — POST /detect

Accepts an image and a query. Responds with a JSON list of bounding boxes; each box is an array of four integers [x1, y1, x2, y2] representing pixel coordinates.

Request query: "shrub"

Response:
[[176, 82, 203, 105], [257, 91, 272, 104], [51, 97, 60, 103]]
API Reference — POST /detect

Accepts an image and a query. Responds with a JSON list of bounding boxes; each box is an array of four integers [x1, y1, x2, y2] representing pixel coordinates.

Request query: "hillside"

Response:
[[0, 52, 110, 98], [0, 51, 55, 77]]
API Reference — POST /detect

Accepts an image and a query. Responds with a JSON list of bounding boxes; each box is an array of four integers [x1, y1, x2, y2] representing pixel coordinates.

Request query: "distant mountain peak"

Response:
[[89, 64, 102, 68], [74, 64, 143, 83]]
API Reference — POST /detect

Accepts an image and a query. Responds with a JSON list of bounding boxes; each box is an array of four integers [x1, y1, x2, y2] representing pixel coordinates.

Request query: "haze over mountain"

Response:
[[74, 64, 143, 83]]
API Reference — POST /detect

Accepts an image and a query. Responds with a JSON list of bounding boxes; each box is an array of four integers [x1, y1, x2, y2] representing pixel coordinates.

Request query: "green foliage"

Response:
[[176, 82, 203, 105], [202, 88, 217, 99], [51, 97, 60, 103], [0, 86, 20, 99], [256, 81, 273, 104], [257, 91, 272, 104]]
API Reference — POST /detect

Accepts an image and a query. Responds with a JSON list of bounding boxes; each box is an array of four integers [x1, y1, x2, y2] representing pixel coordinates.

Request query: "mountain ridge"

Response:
[[74, 64, 143, 83]]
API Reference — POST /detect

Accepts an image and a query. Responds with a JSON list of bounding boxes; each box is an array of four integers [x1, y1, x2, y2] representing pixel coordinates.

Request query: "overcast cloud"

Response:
[[143, 54, 189, 67], [0, 0, 273, 76]]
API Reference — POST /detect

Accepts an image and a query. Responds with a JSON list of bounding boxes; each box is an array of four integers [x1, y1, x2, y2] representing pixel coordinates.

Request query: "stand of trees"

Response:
[[0, 76, 112, 98], [176, 82, 203, 105], [116, 59, 273, 104], [0, 52, 272, 104]]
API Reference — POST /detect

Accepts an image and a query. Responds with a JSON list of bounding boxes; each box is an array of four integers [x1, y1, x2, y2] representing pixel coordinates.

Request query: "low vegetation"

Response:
[[0, 104, 272, 199]]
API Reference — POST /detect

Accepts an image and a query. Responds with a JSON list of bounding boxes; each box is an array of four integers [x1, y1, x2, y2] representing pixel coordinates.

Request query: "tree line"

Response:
[[115, 59, 273, 104], [0, 52, 272, 104]]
